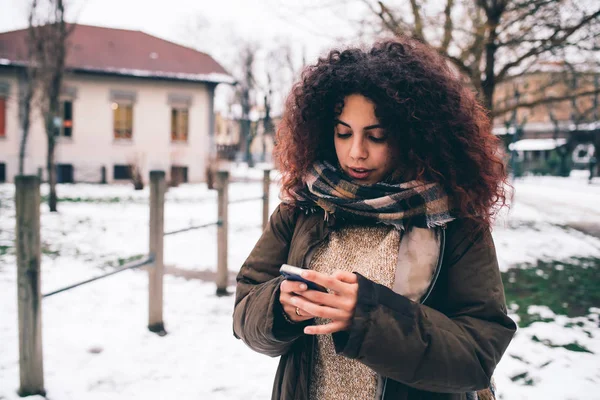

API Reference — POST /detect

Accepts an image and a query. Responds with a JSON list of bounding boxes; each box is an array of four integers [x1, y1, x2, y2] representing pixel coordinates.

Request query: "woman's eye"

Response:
[[369, 136, 387, 143], [336, 132, 352, 139]]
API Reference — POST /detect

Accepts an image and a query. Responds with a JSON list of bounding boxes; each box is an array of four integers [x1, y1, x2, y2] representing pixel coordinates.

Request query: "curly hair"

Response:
[[275, 37, 508, 230]]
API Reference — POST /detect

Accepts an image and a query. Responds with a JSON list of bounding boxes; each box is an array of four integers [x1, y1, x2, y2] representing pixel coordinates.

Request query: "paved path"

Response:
[[513, 177, 600, 238]]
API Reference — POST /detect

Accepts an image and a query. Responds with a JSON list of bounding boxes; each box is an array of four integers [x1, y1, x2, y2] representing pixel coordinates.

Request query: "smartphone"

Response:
[[279, 264, 328, 293]]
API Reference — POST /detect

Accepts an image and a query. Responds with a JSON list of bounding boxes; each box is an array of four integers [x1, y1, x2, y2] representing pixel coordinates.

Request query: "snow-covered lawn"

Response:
[[1, 171, 599, 399]]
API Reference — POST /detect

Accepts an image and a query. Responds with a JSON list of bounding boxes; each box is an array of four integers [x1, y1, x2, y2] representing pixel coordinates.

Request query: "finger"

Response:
[[332, 270, 358, 284], [290, 295, 351, 321], [298, 290, 355, 312], [280, 291, 311, 307], [304, 320, 348, 335], [280, 292, 320, 314], [280, 279, 308, 294], [300, 270, 352, 295], [282, 305, 315, 322]]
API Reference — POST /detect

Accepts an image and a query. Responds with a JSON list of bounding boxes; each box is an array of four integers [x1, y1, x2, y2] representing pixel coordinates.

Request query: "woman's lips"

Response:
[[347, 167, 372, 180]]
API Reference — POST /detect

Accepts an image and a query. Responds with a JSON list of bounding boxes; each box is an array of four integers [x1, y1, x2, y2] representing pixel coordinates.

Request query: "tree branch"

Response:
[[361, 0, 407, 37], [445, 54, 474, 78], [440, 0, 454, 52], [496, 8, 600, 83], [498, 0, 557, 37], [492, 88, 600, 117], [409, 0, 425, 42]]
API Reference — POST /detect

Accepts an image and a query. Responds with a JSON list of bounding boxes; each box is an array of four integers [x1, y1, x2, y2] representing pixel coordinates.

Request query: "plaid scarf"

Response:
[[286, 161, 455, 230]]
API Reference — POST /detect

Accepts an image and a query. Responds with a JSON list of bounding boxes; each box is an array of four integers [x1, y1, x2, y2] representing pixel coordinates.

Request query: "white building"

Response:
[[0, 24, 234, 184]]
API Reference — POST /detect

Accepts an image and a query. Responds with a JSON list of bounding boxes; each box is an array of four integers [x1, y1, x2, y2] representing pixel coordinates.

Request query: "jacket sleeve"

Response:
[[331, 219, 517, 393], [233, 204, 311, 357]]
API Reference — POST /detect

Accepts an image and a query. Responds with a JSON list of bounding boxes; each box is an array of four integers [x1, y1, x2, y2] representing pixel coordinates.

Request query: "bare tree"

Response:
[[301, 0, 600, 116], [261, 74, 274, 162], [17, 7, 39, 175], [233, 42, 259, 166], [28, 0, 71, 212], [260, 41, 307, 161]]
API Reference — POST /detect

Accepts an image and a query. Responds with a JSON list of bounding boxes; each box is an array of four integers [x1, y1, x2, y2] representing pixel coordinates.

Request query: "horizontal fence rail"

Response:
[[42, 256, 155, 298], [13, 167, 273, 395], [164, 221, 220, 236]]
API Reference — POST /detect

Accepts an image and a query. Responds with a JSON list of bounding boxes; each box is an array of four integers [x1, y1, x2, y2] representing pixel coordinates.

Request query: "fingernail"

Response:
[[299, 284, 307, 290], [304, 327, 313, 335]]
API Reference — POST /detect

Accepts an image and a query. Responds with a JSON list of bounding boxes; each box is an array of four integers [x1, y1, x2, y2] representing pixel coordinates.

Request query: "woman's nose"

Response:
[[349, 137, 368, 160]]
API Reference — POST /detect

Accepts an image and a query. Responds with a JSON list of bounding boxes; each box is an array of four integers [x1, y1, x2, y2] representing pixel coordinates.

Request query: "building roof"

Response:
[[0, 24, 234, 85], [508, 138, 567, 152]]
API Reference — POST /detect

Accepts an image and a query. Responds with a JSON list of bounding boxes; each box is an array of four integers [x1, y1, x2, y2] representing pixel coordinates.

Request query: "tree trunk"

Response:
[[46, 135, 57, 212], [594, 131, 600, 177], [559, 150, 569, 177], [45, 86, 60, 212], [18, 73, 33, 175], [241, 118, 254, 167], [482, 21, 499, 111]]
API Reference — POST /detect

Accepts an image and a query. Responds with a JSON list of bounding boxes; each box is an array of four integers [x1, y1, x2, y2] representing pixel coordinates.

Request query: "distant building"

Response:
[[493, 65, 599, 172], [0, 24, 234, 184]]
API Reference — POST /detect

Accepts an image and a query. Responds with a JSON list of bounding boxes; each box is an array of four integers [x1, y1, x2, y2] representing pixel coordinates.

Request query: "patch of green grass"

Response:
[[563, 321, 585, 328], [102, 254, 146, 269], [41, 244, 60, 258], [509, 354, 530, 364], [502, 257, 600, 327], [510, 371, 536, 386], [40, 195, 142, 204], [531, 335, 593, 353], [0, 245, 10, 257]]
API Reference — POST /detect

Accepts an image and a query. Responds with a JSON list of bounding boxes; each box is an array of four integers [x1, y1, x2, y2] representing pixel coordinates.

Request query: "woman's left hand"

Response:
[[289, 270, 358, 335]]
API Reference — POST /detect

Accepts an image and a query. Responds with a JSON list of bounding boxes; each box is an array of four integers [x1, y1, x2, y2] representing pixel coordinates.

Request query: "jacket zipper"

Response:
[[380, 226, 446, 399]]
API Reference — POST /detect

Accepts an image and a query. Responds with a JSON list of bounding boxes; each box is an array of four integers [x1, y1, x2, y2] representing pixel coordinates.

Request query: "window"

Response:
[[56, 164, 74, 183], [171, 108, 189, 142], [113, 165, 132, 180], [60, 101, 73, 137], [170, 166, 188, 185], [113, 103, 133, 139], [0, 163, 5, 182], [0, 97, 6, 138]]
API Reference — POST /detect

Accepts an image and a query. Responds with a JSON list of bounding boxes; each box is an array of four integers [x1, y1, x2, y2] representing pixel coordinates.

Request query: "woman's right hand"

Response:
[[279, 280, 316, 322]]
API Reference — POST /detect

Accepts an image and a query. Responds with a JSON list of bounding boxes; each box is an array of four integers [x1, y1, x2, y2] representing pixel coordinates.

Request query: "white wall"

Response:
[[0, 70, 214, 183]]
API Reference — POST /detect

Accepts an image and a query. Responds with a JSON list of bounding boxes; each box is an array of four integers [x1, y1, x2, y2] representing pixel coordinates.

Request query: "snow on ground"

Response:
[[492, 171, 600, 270], [1, 171, 599, 399], [493, 201, 600, 271]]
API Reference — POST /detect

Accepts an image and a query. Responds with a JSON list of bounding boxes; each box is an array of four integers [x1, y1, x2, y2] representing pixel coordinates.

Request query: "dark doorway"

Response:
[[56, 164, 74, 183]]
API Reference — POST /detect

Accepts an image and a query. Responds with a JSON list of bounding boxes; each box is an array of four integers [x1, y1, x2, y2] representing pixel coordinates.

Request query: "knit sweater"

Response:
[[309, 224, 401, 400]]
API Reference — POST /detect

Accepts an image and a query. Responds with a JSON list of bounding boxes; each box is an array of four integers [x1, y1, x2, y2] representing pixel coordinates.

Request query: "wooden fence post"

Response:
[[216, 170, 229, 295], [262, 169, 271, 231], [15, 175, 46, 397], [149, 171, 166, 335]]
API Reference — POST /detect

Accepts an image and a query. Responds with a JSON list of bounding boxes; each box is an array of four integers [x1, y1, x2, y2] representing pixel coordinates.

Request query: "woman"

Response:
[[233, 37, 516, 400]]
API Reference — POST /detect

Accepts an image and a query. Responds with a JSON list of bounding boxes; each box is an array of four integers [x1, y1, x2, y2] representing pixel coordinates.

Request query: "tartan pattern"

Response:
[[288, 161, 455, 230]]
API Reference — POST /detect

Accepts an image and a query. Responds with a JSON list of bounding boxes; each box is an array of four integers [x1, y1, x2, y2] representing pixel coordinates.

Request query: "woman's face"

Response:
[[334, 94, 396, 185]]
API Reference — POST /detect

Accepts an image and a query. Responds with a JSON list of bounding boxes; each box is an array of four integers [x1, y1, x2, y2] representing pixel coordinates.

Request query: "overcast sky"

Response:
[[0, 0, 372, 113]]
